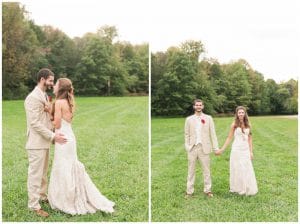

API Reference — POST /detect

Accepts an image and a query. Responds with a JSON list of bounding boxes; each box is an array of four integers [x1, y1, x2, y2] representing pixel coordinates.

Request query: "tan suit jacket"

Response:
[[24, 86, 54, 149], [184, 113, 219, 154]]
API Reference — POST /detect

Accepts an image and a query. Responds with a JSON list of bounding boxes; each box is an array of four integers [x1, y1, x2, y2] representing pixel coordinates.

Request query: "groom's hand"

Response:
[[44, 102, 52, 113], [214, 149, 222, 156], [54, 133, 67, 144]]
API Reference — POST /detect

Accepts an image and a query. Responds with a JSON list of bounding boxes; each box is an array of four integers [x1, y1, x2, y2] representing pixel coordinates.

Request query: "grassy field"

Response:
[[2, 97, 148, 222], [151, 116, 298, 222]]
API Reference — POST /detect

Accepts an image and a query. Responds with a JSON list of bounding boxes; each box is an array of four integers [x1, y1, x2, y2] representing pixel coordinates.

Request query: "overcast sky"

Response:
[[15, 0, 300, 82]]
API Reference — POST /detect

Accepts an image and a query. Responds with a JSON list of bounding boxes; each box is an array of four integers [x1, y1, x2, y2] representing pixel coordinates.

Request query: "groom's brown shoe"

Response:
[[34, 209, 49, 217], [205, 192, 214, 198]]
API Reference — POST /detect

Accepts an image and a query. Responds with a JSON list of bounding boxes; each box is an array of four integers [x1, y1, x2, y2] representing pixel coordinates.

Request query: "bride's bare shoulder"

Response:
[[230, 122, 235, 129], [55, 99, 68, 106]]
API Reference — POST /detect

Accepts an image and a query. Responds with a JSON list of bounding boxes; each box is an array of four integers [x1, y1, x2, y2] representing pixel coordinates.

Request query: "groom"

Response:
[[24, 68, 67, 217], [184, 99, 219, 198]]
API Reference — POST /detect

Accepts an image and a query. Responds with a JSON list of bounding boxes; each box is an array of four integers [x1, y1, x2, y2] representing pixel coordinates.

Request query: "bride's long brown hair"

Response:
[[234, 106, 251, 133], [51, 78, 75, 119]]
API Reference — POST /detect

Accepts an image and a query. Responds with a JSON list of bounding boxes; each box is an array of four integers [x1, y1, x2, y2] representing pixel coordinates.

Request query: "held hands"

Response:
[[214, 149, 224, 156]]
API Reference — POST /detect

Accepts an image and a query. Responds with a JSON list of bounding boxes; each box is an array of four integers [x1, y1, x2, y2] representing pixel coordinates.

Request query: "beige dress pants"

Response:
[[27, 149, 49, 210], [186, 144, 211, 194]]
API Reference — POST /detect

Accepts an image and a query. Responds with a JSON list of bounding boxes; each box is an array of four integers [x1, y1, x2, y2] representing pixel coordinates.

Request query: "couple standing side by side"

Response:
[[24, 68, 115, 217], [184, 99, 258, 198]]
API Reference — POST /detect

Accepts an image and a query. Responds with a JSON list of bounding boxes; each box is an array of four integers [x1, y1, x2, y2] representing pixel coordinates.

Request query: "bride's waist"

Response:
[[55, 129, 75, 140], [232, 141, 249, 149]]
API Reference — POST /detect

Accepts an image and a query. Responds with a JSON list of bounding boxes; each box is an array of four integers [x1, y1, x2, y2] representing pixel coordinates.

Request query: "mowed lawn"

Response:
[[151, 116, 298, 222], [2, 97, 148, 222]]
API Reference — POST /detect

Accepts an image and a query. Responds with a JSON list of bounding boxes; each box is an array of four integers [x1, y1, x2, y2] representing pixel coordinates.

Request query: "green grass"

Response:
[[2, 97, 148, 222], [151, 116, 298, 222]]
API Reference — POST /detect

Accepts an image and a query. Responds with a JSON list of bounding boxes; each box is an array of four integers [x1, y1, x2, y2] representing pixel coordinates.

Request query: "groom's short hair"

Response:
[[36, 68, 54, 82], [193, 99, 203, 105]]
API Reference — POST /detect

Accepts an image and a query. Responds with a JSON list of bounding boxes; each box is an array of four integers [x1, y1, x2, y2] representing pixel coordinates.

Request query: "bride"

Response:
[[215, 106, 258, 196], [48, 78, 115, 215]]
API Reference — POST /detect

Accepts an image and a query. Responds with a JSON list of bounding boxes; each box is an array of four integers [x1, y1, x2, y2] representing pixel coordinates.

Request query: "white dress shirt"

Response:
[[194, 114, 203, 145]]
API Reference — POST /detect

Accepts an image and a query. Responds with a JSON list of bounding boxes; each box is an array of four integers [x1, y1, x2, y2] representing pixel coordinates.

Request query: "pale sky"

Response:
[[13, 0, 300, 82]]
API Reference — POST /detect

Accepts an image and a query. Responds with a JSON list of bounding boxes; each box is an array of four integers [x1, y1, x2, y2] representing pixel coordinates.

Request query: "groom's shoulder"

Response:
[[202, 113, 208, 117], [186, 115, 194, 121], [203, 113, 213, 120], [25, 89, 34, 99], [25, 88, 38, 102]]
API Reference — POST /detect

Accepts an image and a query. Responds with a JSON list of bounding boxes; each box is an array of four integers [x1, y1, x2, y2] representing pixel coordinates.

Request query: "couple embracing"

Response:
[[24, 68, 115, 217], [184, 99, 258, 198]]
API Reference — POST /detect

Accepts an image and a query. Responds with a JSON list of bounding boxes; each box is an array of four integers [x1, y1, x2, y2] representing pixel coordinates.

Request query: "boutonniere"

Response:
[[201, 118, 205, 124]]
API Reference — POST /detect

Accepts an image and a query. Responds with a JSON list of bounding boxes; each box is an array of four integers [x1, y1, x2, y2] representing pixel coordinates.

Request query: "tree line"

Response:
[[2, 2, 148, 99], [151, 40, 298, 116], [3, 3, 298, 116]]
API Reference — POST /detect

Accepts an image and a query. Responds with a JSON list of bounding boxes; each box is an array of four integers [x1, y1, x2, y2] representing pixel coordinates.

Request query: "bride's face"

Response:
[[237, 109, 245, 121], [53, 81, 59, 96]]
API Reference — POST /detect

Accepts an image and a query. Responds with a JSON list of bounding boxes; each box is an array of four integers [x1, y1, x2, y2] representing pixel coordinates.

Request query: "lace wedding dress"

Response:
[[230, 127, 258, 195], [48, 119, 115, 215]]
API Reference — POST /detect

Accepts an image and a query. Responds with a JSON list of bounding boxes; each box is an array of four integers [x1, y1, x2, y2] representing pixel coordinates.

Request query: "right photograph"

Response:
[[151, 0, 298, 222]]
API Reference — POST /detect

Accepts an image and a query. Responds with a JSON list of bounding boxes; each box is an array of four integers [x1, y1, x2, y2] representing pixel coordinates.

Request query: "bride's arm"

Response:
[[248, 131, 253, 160], [53, 100, 63, 129], [215, 123, 235, 155]]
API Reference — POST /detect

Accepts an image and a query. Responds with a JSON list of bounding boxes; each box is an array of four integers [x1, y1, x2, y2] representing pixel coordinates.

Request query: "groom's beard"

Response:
[[44, 83, 53, 90]]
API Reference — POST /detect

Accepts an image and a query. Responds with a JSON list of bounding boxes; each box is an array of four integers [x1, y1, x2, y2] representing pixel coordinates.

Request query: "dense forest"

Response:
[[2, 3, 298, 116], [152, 40, 297, 115], [2, 2, 148, 99]]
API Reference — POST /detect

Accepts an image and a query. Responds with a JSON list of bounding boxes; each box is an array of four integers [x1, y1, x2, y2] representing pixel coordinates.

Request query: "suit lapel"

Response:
[[191, 115, 197, 130], [33, 86, 47, 104], [200, 113, 207, 137], [201, 113, 207, 125]]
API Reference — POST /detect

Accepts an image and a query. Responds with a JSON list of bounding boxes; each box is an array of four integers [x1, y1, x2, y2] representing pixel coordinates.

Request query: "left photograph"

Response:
[[2, 1, 149, 222]]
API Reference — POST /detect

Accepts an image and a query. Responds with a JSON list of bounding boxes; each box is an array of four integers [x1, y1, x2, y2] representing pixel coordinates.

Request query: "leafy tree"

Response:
[[151, 52, 168, 93], [221, 61, 252, 112], [2, 2, 39, 99], [274, 88, 291, 114], [200, 59, 227, 113], [74, 32, 127, 96], [180, 40, 205, 62], [116, 42, 149, 94], [151, 42, 213, 116], [265, 79, 279, 114], [2, 4, 148, 98], [281, 79, 298, 114], [151, 41, 298, 116], [42, 26, 78, 78], [97, 25, 118, 44], [152, 49, 198, 115]]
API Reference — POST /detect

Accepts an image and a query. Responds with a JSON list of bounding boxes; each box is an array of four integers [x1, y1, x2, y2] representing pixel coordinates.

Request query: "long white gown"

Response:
[[48, 119, 115, 215], [230, 127, 258, 195]]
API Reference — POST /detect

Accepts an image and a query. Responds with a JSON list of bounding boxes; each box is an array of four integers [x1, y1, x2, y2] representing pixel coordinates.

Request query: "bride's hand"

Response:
[[214, 149, 223, 156], [44, 102, 52, 113], [250, 152, 254, 160]]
